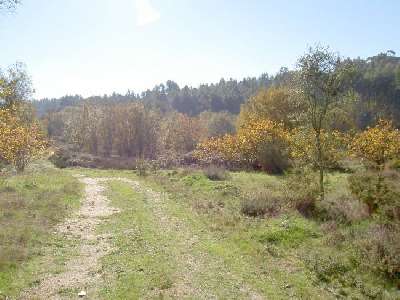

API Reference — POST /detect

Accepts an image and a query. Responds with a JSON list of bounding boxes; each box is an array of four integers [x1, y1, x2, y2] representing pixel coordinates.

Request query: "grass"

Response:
[[140, 168, 400, 298], [97, 180, 178, 299], [0, 161, 83, 298], [138, 169, 334, 298], [2, 163, 399, 298]]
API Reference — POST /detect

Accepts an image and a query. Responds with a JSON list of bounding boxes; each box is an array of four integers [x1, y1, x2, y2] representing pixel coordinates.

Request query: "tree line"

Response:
[[35, 50, 400, 129]]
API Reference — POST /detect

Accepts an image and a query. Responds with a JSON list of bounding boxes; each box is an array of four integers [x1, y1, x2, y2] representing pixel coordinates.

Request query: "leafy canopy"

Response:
[[351, 119, 400, 166]]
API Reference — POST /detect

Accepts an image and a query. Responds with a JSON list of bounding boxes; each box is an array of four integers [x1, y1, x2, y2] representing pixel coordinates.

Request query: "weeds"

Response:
[[241, 191, 282, 217], [304, 251, 352, 284], [203, 165, 230, 181], [317, 195, 368, 224], [355, 224, 400, 280]]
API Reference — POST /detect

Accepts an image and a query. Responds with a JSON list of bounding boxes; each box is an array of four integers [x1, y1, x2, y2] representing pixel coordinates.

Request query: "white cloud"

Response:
[[135, 0, 160, 27]]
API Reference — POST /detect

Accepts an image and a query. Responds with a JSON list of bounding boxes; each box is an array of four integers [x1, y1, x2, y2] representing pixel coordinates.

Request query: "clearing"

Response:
[[1, 165, 399, 299]]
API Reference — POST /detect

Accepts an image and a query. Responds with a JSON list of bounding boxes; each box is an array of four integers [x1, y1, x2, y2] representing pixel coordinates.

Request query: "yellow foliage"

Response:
[[194, 117, 290, 168], [0, 105, 47, 171], [238, 87, 300, 129], [351, 119, 400, 166], [289, 128, 348, 168], [194, 134, 241, 164], [237, 117, 290, 163]]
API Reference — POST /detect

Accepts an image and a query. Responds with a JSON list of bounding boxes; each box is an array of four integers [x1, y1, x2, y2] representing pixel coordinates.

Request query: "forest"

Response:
[[37, 50, 400, 169], [1, 1, 400, 299]]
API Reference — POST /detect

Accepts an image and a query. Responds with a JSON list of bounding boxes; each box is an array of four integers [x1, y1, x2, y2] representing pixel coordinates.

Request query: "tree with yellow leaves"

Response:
[[237, 117, 291, 172], [350, 119, 400, 214], [195, 117, 291, 173], [351, 119, 400, 168], [0, 106, 47, 172], [238, 86, 302, 129], [290, 128, 348, 170], [194, 134, 241, 166]]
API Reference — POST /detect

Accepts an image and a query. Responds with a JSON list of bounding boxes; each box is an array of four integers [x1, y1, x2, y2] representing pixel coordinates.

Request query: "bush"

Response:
[[348, 171, 400, 219], [203, 165, 229, 181], [135, 158, 150, 177], [257, 142, 290, 174], [348, 172, 381, 214], [303, 251, 352, 284], [317, 194, 369, 224], [390, 159, 400, 170], [241, 191, 282, 218], [355, 224, 400, 280], [295, 199, 317, 219], [285, 168, 320, 202], [284, 168, 319, 217], [49, 148, 71, 168], [256, 218, 319, 247]]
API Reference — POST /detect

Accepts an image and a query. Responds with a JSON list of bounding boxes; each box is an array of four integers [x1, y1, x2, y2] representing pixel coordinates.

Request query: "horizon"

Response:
[[1, 0, 399, 99], [33, 48, 396, 101]]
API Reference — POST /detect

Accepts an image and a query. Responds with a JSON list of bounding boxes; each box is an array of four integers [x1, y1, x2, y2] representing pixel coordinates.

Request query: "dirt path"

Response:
[[20, 176, 120, 300], [20, 176, 264, 299]]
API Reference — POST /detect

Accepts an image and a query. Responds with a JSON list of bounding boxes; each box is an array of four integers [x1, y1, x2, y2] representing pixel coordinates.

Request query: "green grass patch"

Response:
[[0, 162, 83, 298], [253, 216, 320, 247], [98, 180, 178, 299], [141, 167, 400, 299]]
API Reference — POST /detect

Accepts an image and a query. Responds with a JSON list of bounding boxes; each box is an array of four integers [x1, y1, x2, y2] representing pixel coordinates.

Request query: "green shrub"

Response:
[[390, 159, 400, 170], [284, 168, 319, 217], [303, 246, 397, 298], [348, 171, 400, 219], [49, 148, 71, 168], [348, 172, 380, 214], [303, 251, 352, 284], [203, 165, 229, 181], [241, 191, 282, 218], [256, 219, 319, 247]]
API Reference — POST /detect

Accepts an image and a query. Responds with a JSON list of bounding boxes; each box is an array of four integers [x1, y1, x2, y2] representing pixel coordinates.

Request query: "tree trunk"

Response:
[[316, 131, 324, 201], [319, 166, 324, 201]]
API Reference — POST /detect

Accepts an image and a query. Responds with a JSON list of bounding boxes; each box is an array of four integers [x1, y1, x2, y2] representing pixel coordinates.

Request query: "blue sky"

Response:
[[0, 0, 399, 99]]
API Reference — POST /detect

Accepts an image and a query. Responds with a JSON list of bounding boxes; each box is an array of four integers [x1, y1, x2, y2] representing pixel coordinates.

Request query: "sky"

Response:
[[0, 0, 399, 99]]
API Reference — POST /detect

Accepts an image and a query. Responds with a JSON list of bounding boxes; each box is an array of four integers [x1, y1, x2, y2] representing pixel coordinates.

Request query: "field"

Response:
[[1, 162, 399, 299], [2, 2, 400, 299]]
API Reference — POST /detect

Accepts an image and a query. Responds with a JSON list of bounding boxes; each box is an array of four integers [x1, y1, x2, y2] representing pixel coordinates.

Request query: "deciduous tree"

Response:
[[0, 106, 47, 172], [293, 45, 353, 200], [351, 119, 400, 168]]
